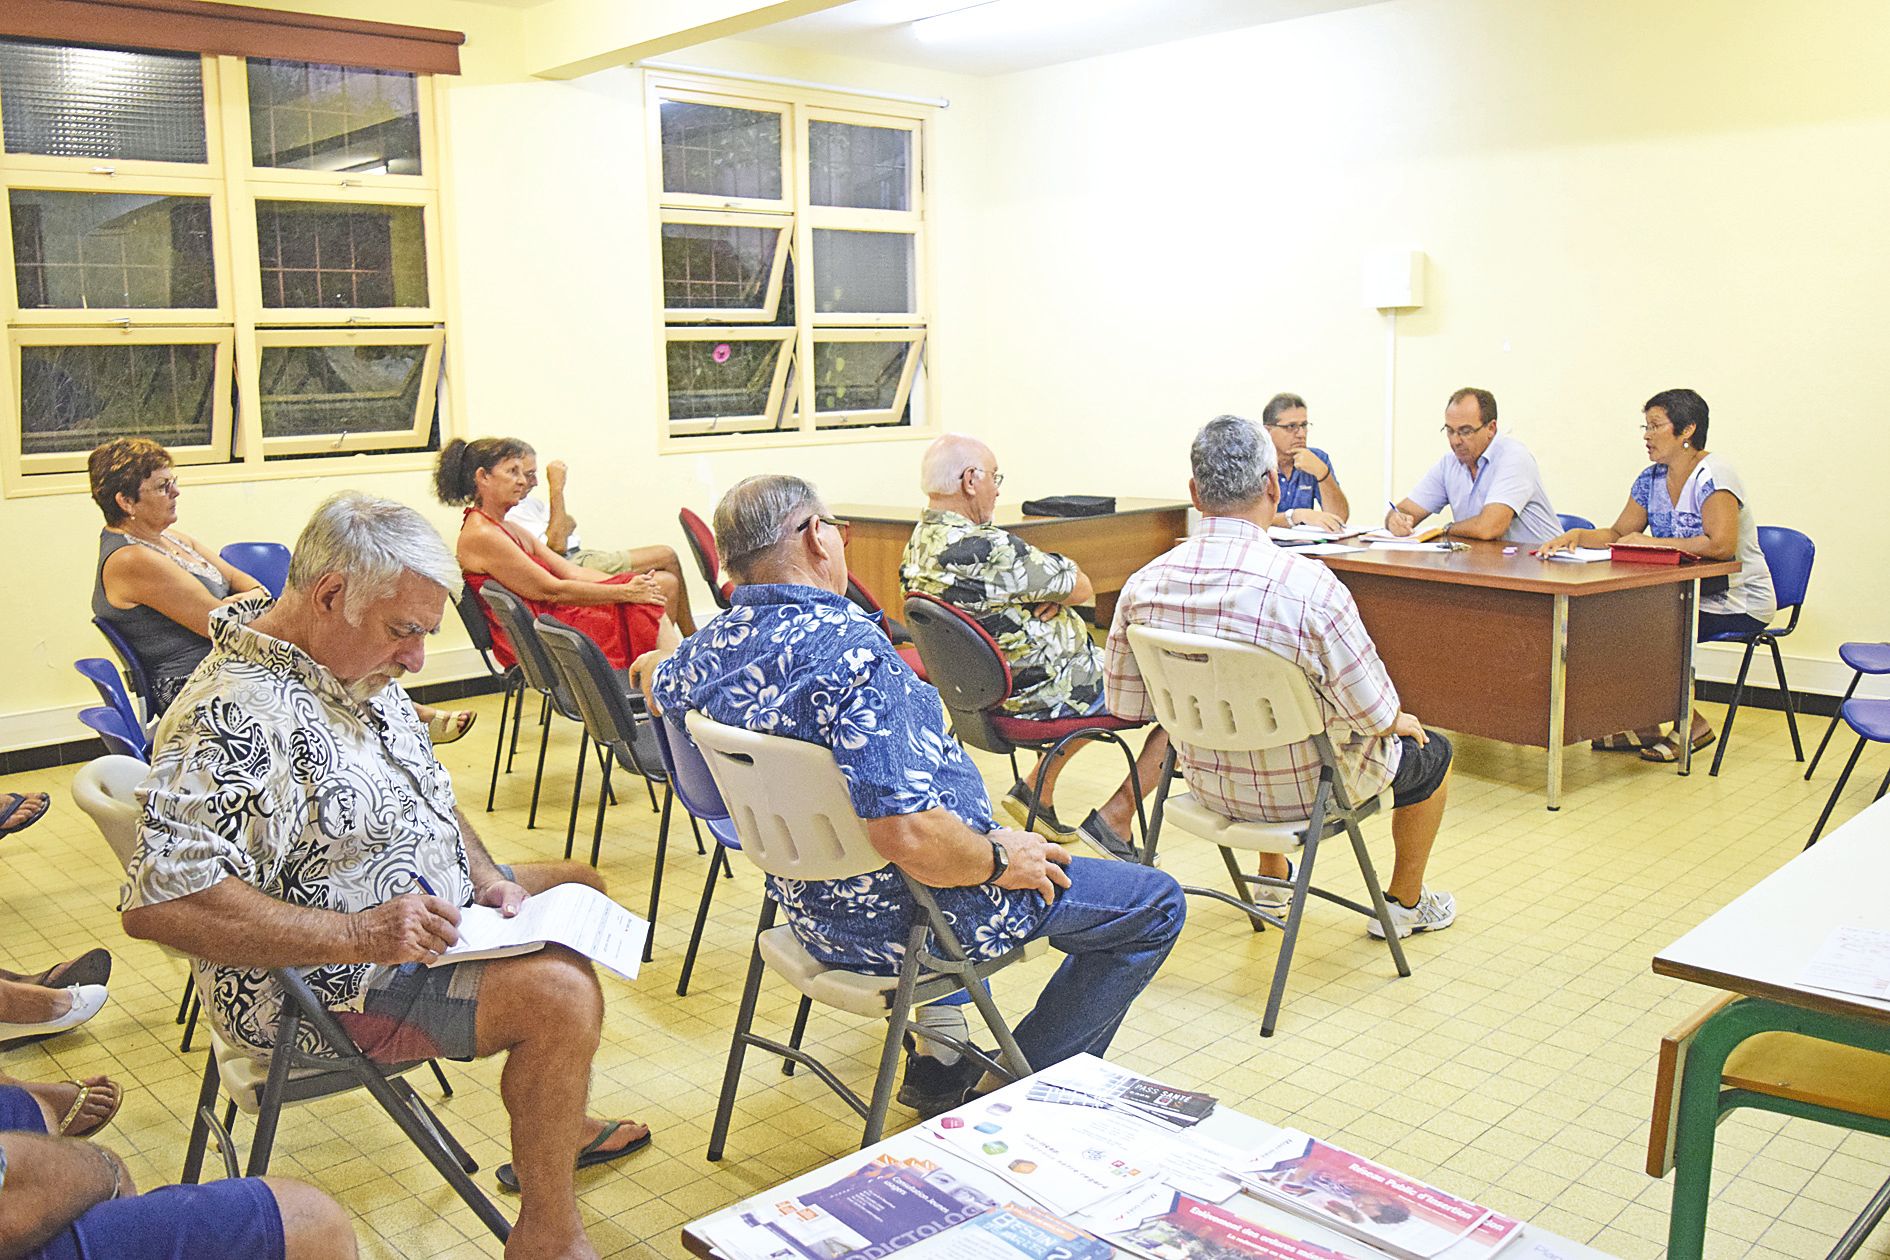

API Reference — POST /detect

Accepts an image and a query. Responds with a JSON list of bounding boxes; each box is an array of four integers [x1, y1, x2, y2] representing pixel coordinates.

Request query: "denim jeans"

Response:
[[1000, 854, 1187, 1071]]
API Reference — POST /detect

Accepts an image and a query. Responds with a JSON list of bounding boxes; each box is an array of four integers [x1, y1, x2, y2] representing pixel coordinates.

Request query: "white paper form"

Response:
[[433, 883, 649, 981], [1798, 924, 1890, 999], [1543, 548, 1612, 563]]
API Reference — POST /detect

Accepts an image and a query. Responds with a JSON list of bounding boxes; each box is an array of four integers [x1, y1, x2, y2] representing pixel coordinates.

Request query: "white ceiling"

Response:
[[735, 0, 1388, 77]]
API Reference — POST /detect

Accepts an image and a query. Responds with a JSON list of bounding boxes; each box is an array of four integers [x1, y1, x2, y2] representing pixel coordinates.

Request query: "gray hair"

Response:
[[919, 432, 991, 496], [714, 474, 822, 581], [1191, 414, 1277, 512], [286, 491, 461, 622]]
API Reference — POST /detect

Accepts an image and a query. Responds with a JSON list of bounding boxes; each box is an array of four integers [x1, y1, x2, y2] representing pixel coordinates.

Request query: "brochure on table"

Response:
[[693, 1055, 1596, 1260]]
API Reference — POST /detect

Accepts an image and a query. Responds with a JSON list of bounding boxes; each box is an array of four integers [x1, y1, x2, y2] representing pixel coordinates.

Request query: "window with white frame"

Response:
[[650, 75, 932, 446], [0, 37, 448, 490]]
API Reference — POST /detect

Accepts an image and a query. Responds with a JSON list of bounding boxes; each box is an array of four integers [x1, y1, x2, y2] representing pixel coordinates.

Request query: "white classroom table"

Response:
[[683, 1053, 1619, 1259]]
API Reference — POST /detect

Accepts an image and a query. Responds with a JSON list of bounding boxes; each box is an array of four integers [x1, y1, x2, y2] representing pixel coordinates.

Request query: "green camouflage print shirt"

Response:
[[900, 508, 1104, 718]]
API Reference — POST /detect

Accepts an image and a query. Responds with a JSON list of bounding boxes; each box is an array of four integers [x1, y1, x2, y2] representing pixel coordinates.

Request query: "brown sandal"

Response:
[[58, 1076, 123, 1138], [1591, 731, 1658, 752], [1640, 729, 1717, 763]]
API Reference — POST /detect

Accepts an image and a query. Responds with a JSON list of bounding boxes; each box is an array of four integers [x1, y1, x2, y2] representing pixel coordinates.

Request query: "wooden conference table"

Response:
[[683, 1054, 1619, 1260], [833, 498, 1190, 624], [1653, 795, 1890, 1259], [1319, 542, 1740, 810]]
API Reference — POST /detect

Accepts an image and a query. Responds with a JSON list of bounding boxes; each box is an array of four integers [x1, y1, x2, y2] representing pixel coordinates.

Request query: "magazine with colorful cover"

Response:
[[1108, 1192, 1357, 1260], [1236, 1133, 1524, 1260], [710, 1152, 1000, 1260], [903, 1203, 1112, 1260]]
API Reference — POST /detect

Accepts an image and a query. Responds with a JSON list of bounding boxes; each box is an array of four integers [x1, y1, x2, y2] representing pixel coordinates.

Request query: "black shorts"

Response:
[[1389, 731, 1452, 809]]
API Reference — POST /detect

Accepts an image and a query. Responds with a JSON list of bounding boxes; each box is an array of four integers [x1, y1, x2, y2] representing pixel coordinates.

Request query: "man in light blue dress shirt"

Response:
[[1386, 387, 1561, 544]]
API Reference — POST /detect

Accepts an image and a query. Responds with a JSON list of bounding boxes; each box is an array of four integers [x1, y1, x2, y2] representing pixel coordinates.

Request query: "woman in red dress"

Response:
[[436, 437, 677, 671]]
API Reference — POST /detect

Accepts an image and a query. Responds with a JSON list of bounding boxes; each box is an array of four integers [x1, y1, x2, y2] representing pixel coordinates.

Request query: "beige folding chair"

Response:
[[1125, 624, 1411, 1036], [685, 711, 1041, 1158]]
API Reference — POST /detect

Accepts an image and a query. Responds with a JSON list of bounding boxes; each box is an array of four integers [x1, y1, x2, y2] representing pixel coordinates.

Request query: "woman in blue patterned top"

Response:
[[1540, 388, 1775, 762]]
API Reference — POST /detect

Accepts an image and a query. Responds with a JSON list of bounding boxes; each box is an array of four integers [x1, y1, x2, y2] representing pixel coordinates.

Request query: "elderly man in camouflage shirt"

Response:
[[900, 434, 1168, 858]]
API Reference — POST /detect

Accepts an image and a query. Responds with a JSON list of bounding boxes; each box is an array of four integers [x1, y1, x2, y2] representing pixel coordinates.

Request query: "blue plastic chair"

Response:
[[93, 617, 160, 723], [1806, 642, 1890, 780], [1805, 700, 1890, 846], [79, 705, 148, 761], [1706, 526, 1815, 777], [1558, 513, 1596, 532], [219, 542, 290, 598], [74, 658, 148, 758], [651, 710, 742, 998]]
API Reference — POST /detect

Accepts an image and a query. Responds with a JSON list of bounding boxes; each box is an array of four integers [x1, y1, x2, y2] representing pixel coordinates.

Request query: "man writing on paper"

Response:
[[122, 493, 647, 1260], [638, 474, 1186, 1115], [1384, 387, 1560, 544]]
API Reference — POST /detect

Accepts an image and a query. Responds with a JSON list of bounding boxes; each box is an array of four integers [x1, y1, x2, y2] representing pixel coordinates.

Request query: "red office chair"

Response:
[[901, 592, 1151, 854], [679, 508, 734, 611]]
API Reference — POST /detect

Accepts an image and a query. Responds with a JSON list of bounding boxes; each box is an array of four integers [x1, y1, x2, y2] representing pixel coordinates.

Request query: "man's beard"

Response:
[[347, 667, 406, 703]]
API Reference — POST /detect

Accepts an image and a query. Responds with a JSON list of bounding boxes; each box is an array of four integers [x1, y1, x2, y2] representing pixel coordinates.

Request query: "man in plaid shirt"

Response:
[[1104, 415, 1456, 939]]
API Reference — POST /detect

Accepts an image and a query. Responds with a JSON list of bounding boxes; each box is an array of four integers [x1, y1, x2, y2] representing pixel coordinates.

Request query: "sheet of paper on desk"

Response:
[[1364, 540, 1453, 551], [925, 1096, 1162, 1215], [1799, 924, 1890, 1000], [1269, 525, 1364, 543], [431, 884, 649, 981], [1544, 548, 1612, 563]]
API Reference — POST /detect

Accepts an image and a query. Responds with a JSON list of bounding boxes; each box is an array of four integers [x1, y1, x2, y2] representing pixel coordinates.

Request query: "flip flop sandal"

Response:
[[1640, 730, 1717, 763], [58, 1077, 123, 1138], [494, 1121, 652, 1193], [0, 791, 49, 836], [427, 710, 478, 745], [28, 947, 113, 990], [1590, 731, 1657, 752]]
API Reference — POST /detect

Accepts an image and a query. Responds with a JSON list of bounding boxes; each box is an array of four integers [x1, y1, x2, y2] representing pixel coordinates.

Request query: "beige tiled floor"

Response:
[[5, 696, 1890, 1259]]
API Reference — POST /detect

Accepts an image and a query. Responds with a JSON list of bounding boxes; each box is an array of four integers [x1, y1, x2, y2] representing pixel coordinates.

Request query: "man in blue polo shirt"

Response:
[[1263, 393, 1351, 530], [1386, 387, 1560, 544]]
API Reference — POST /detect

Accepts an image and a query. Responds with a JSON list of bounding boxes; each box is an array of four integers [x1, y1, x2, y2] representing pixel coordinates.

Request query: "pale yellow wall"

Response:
[[940, 0, 1890, 691]]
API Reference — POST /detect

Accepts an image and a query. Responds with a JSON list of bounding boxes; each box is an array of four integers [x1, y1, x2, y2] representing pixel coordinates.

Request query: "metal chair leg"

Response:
[[1807, 670, 1863, 780], [427, 1059, 453, 1098], [1808, 737, 1867, 848], [1767, 636, 1803, 761], [677, 845, 726, 997], [564, 730, 590, 861], [486, 677, 514, 812], [180, 991, 200, 1052], [180, 1048, 222, 1183], [1710, 640, 1760, 777], [1261, 832, 1320, 1038], [861, 926, 927, 1149], [175, 972, 194, 1026], [526, 703, 552, 828], [589, 749, 614, 869], [707, 904, 774, 1162], [689, 813, 706, 857], [641, 785, 673, 961], [782, 995, 812, 1076]]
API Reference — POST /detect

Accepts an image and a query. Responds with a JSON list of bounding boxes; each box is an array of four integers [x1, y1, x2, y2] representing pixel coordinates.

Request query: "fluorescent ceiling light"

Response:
[[910, 0, 1141, 44]]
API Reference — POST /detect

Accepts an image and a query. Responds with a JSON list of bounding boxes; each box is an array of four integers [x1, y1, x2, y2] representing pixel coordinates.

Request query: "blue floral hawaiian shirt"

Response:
[[651, 583, 1052, 973]]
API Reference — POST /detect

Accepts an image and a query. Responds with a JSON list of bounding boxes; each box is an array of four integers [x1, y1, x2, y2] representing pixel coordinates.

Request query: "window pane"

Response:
[[18, 342, 216, 453], [247, 59, 422, 175], [0, 39, 206, 163], [666, 338, 784, 422], [660, 101, 782, 201], [662, 223, 779, 310], [259, 342, 428, 437], [255, 201, 428, 308], [9, 190, 214, 310], [814, 340, 912, 413], [811, 229, 915, 314], [809, 121, 910, 211]]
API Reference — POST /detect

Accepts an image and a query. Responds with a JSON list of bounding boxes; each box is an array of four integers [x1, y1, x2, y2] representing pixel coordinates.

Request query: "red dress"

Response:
[[461, 510, 663, 671]]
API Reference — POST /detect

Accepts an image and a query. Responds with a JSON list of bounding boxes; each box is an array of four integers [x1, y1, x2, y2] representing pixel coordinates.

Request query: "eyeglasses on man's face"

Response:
[[1441, 421, 1490, 440], [965, 467, 1004, 489], [796, 512, 851, 544], [1266, 421, 1311, 436]]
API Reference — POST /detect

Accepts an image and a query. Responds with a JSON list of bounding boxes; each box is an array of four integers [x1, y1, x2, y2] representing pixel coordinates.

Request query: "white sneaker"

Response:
[[1367, 888, 1456, 939], [1252, 859, 1294, 911]]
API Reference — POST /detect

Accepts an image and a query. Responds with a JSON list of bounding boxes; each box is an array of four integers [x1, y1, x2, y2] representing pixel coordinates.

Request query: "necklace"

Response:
[[115, 528, 221, 583]]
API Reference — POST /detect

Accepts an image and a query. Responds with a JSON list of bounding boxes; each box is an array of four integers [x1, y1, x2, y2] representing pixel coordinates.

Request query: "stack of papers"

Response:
[[1799, 925, 1890, 1000], [433, 883, 649, 981], [1542, 548, 1612, 564]]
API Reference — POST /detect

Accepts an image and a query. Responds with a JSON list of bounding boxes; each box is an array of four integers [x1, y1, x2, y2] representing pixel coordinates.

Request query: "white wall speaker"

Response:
[[1363, 248, 1426, 311]]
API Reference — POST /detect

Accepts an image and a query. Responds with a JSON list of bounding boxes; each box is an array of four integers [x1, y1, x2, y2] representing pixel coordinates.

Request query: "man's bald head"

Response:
[[919, 433, 995, 496]]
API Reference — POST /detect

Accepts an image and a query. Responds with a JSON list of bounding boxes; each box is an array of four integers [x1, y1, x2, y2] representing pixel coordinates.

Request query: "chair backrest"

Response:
[[651, 707, 732, 828], [686, 711, 882, 882], [219, 541, 291, 598], [1758, 525, 1815, 612], [479, 583, 579, 718], [1558, 513, 1596, 532], [678, 508, 734, 611], [79, 706, 148, 761], [899, 592, 1014, 753], [71, 754, 151, 868], [92, 615, 159, 722], [75, 657, 144, 742], [1123, 623, 1325, 753], [533, 616, 663, 781], [452, 583, 504, 676]]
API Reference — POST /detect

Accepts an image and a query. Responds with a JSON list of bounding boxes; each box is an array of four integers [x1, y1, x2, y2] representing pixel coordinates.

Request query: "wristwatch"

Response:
[[984, 837, 1010, 885]]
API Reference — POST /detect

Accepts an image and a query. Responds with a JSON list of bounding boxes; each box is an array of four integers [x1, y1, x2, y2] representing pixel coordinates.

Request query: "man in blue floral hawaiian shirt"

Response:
[[641, 474, 1186, 1115]]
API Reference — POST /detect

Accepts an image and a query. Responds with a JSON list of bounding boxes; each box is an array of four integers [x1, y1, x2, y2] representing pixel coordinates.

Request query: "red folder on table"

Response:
[[1610, 543, 1697, 565]]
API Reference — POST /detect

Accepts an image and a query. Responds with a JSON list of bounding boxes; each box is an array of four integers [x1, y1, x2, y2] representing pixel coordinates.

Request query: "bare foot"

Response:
[[504, 1213, 599, 1260]]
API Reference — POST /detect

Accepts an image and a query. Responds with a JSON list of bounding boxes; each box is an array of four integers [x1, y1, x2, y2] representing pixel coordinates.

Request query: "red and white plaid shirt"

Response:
[[1104, 516, 1403, 822]]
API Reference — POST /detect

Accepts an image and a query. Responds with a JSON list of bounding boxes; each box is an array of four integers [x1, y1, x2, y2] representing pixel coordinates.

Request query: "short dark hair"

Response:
[[1447, 387, 1498, 424], [1262, 393, 1307, 426], [87, 437, 172, 525], [433, 436, 534, 506], [1644, 388, 1709, 448]]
